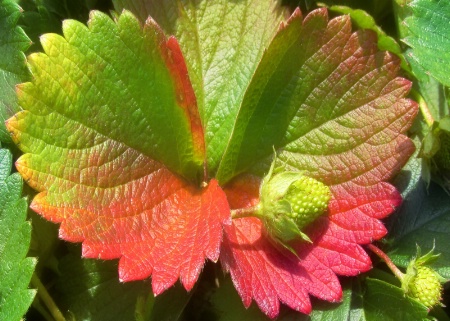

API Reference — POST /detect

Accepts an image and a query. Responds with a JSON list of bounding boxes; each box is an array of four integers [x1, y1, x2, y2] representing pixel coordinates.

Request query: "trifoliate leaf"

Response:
[[7, 4, 418, 319], [0, 145, 36, 321], [112, 0, 287, 175], [7, 10, 231, 294], [0, 0, 31, 143], [403, 0, 450, 87]]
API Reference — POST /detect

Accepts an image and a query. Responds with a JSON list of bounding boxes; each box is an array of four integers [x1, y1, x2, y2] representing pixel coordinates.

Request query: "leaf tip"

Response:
[[278, 6, 303, 32], [38, 34, 54, 53], [5, 114, 18, 134]]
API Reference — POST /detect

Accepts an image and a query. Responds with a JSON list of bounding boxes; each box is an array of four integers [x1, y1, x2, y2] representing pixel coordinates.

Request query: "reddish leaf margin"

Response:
[[25, 155, 231, 293]]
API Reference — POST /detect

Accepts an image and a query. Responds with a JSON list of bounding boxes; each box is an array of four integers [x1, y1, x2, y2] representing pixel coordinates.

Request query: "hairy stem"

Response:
[[367, 244, 405, 281], [231, 205, 261, 219], [31, 273, 66, 321]]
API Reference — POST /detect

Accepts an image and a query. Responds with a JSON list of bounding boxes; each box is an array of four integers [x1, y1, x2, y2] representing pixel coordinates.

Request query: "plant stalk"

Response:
[[367, 244, 405, 281], [31, 273, 66, 321]]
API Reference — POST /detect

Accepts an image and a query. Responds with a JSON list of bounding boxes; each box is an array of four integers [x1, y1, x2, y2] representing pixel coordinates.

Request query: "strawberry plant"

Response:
[[1, 0, 449, 320]]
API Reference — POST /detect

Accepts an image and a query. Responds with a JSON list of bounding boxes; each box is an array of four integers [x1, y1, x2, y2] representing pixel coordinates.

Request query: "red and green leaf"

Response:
[[7, 10, 230, 293], [219, 8, 416, 318]]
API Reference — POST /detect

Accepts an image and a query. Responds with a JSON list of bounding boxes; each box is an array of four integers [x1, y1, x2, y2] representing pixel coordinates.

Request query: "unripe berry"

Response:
[[257, 160, 331, 248], [283, 176, 331, 229], [407, 266, 443, 308]]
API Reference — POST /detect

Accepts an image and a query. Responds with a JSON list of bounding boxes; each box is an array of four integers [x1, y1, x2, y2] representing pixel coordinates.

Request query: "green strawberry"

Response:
[[401, 246, 446, 309], [406, 266, 443, 308], [283, 176, 331, 229], [255, 155, 331, 248]]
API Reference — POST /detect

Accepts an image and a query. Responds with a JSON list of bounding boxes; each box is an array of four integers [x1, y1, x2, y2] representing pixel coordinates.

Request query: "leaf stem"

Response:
[[31, 300, 55, 321], [411, 89, 435, 127], [231, 205, 261, 219], [367, 244, 405, 281], [31, 273, 66, 321]]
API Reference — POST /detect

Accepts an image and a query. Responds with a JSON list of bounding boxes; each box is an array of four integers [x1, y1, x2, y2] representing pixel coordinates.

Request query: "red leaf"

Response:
[[28, 154, 230, 293], [221, 172, 402, 317]]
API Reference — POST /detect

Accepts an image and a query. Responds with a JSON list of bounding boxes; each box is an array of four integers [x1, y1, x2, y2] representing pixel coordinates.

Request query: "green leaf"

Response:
[[8, 10, 204, 182], [146, 284, 192, 321], [387, 151, 450, 278], [200, 276, 269, 321], [112, 0, 287, 176], [403, 0, 450, 87], [0, 145, 36, 321], [216, 9, 416, 184], [308, 280, 358, 321], [55, 252, 148, 321], [312, 278, 426, 321], [56, 249, 193, 321], [0, 0, 30, 143], [363, 278, 428, 321]]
